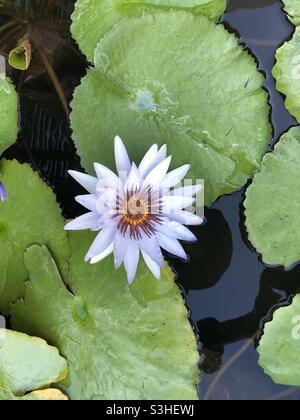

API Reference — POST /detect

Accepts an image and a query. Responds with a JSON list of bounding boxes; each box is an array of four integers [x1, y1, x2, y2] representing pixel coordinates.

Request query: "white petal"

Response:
[[125, 163, 141, 191], [139, 236, 164, 267], [141, 250, 161, 280], [114, 233, 129, 269], [138, 144, 158, 178], [90, 243, 114, 264], [94, 162, 119, 183], [157, 221, 197, 242], [161, 195, 195, 214], [169, 210, 204, 226], [124, 240, 140, 284], [171, 183, 203, 197], [85, 226, 117, 261], [143, 156, 172, 189], [64, 212, 99, 231], [157, 144, 167, 163], [114, 135, 131, 178], [75, 194, 97, 212], [157, 232, 188, 260], [161, 164, 190, 189], [68, 170, 97, 193]]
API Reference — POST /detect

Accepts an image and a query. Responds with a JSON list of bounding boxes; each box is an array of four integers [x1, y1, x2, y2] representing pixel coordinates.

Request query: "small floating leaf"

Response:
[[70, 12, 271, 205], [11, 236, 199, 400], [0, 329, 67, 398], [258, 294, 300, 386], [273, 28, 300, 122], [245, 126, 300, 268], [0, 77, 18, 156], [272, 1, 300, 121], [0, 160, 70, 314], [71, 0, 227, 62], [0, 388, 69, 400], [8, 35, 32, 71]]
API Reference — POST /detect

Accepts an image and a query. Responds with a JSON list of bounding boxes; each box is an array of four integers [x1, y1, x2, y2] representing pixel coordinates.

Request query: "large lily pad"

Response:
[[0, 160, 70, 313], [273, 28, 300, 122], [71, 0, 227, 62], [0, 329, 68, 398], [11, 234, 199, 400], [258, 294, 300, 386], [70, 12, 271, 205], [0, 77, 18, 156], [244, 126, 300, 268]]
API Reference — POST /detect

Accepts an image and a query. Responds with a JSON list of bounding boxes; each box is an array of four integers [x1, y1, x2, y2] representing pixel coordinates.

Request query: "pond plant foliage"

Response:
[[0, 0, 299, 400]]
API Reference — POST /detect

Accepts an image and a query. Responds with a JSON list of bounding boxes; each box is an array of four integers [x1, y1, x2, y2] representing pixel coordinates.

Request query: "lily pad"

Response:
[[244, 126, 300, 268], [273, 28, 300, 122], [0, 160, 70, 313], [0, 388, 68, 400], [70, 12, 271, 205], [0, 77, 18, 156], [258, 294, 300, 386], [11, 234, 199, 400], [283, 0, 300, 24], [71, 0, 227, 62], [0, 329, 67, 398]]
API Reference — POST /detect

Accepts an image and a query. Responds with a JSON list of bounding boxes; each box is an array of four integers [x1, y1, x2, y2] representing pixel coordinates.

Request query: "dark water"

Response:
[[2, 0, 300, 400]]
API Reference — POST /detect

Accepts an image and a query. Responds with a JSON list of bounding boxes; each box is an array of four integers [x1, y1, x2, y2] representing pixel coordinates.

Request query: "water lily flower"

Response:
[[65, 136, 203, 283], [0, 182, 7, 201]]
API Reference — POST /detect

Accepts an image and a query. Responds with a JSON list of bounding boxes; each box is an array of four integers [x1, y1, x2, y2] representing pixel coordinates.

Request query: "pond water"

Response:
[[2, 0, 300, 400]]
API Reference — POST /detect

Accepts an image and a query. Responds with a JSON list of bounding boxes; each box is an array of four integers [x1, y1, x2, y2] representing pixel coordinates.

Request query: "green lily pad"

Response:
[[0, 160, 70, 313], [0, 388, 69, 400], [0, 329, 68, 397], [71, 0, 227, 62], [283, 0, 300, 24], [258, 294, 300, 386], [70, 12, 271, 205], [273, 28, 300, 122], [0, 77, 18, 156], [11, 234, 199, 400], [245, 126, 300, 268]]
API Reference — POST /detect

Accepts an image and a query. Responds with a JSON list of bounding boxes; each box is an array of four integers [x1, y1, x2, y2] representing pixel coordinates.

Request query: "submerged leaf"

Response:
[[0, 329, 67, 397], [0, 77, 18, 156], [71, 0, 227, 62], [245, 126, 300, 268], [8, 35, 32, 71], [70, 12, 271, 205], [258, 294, 300, 386], [0, 160, 70, 313], [11, 235, 199, 400]]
